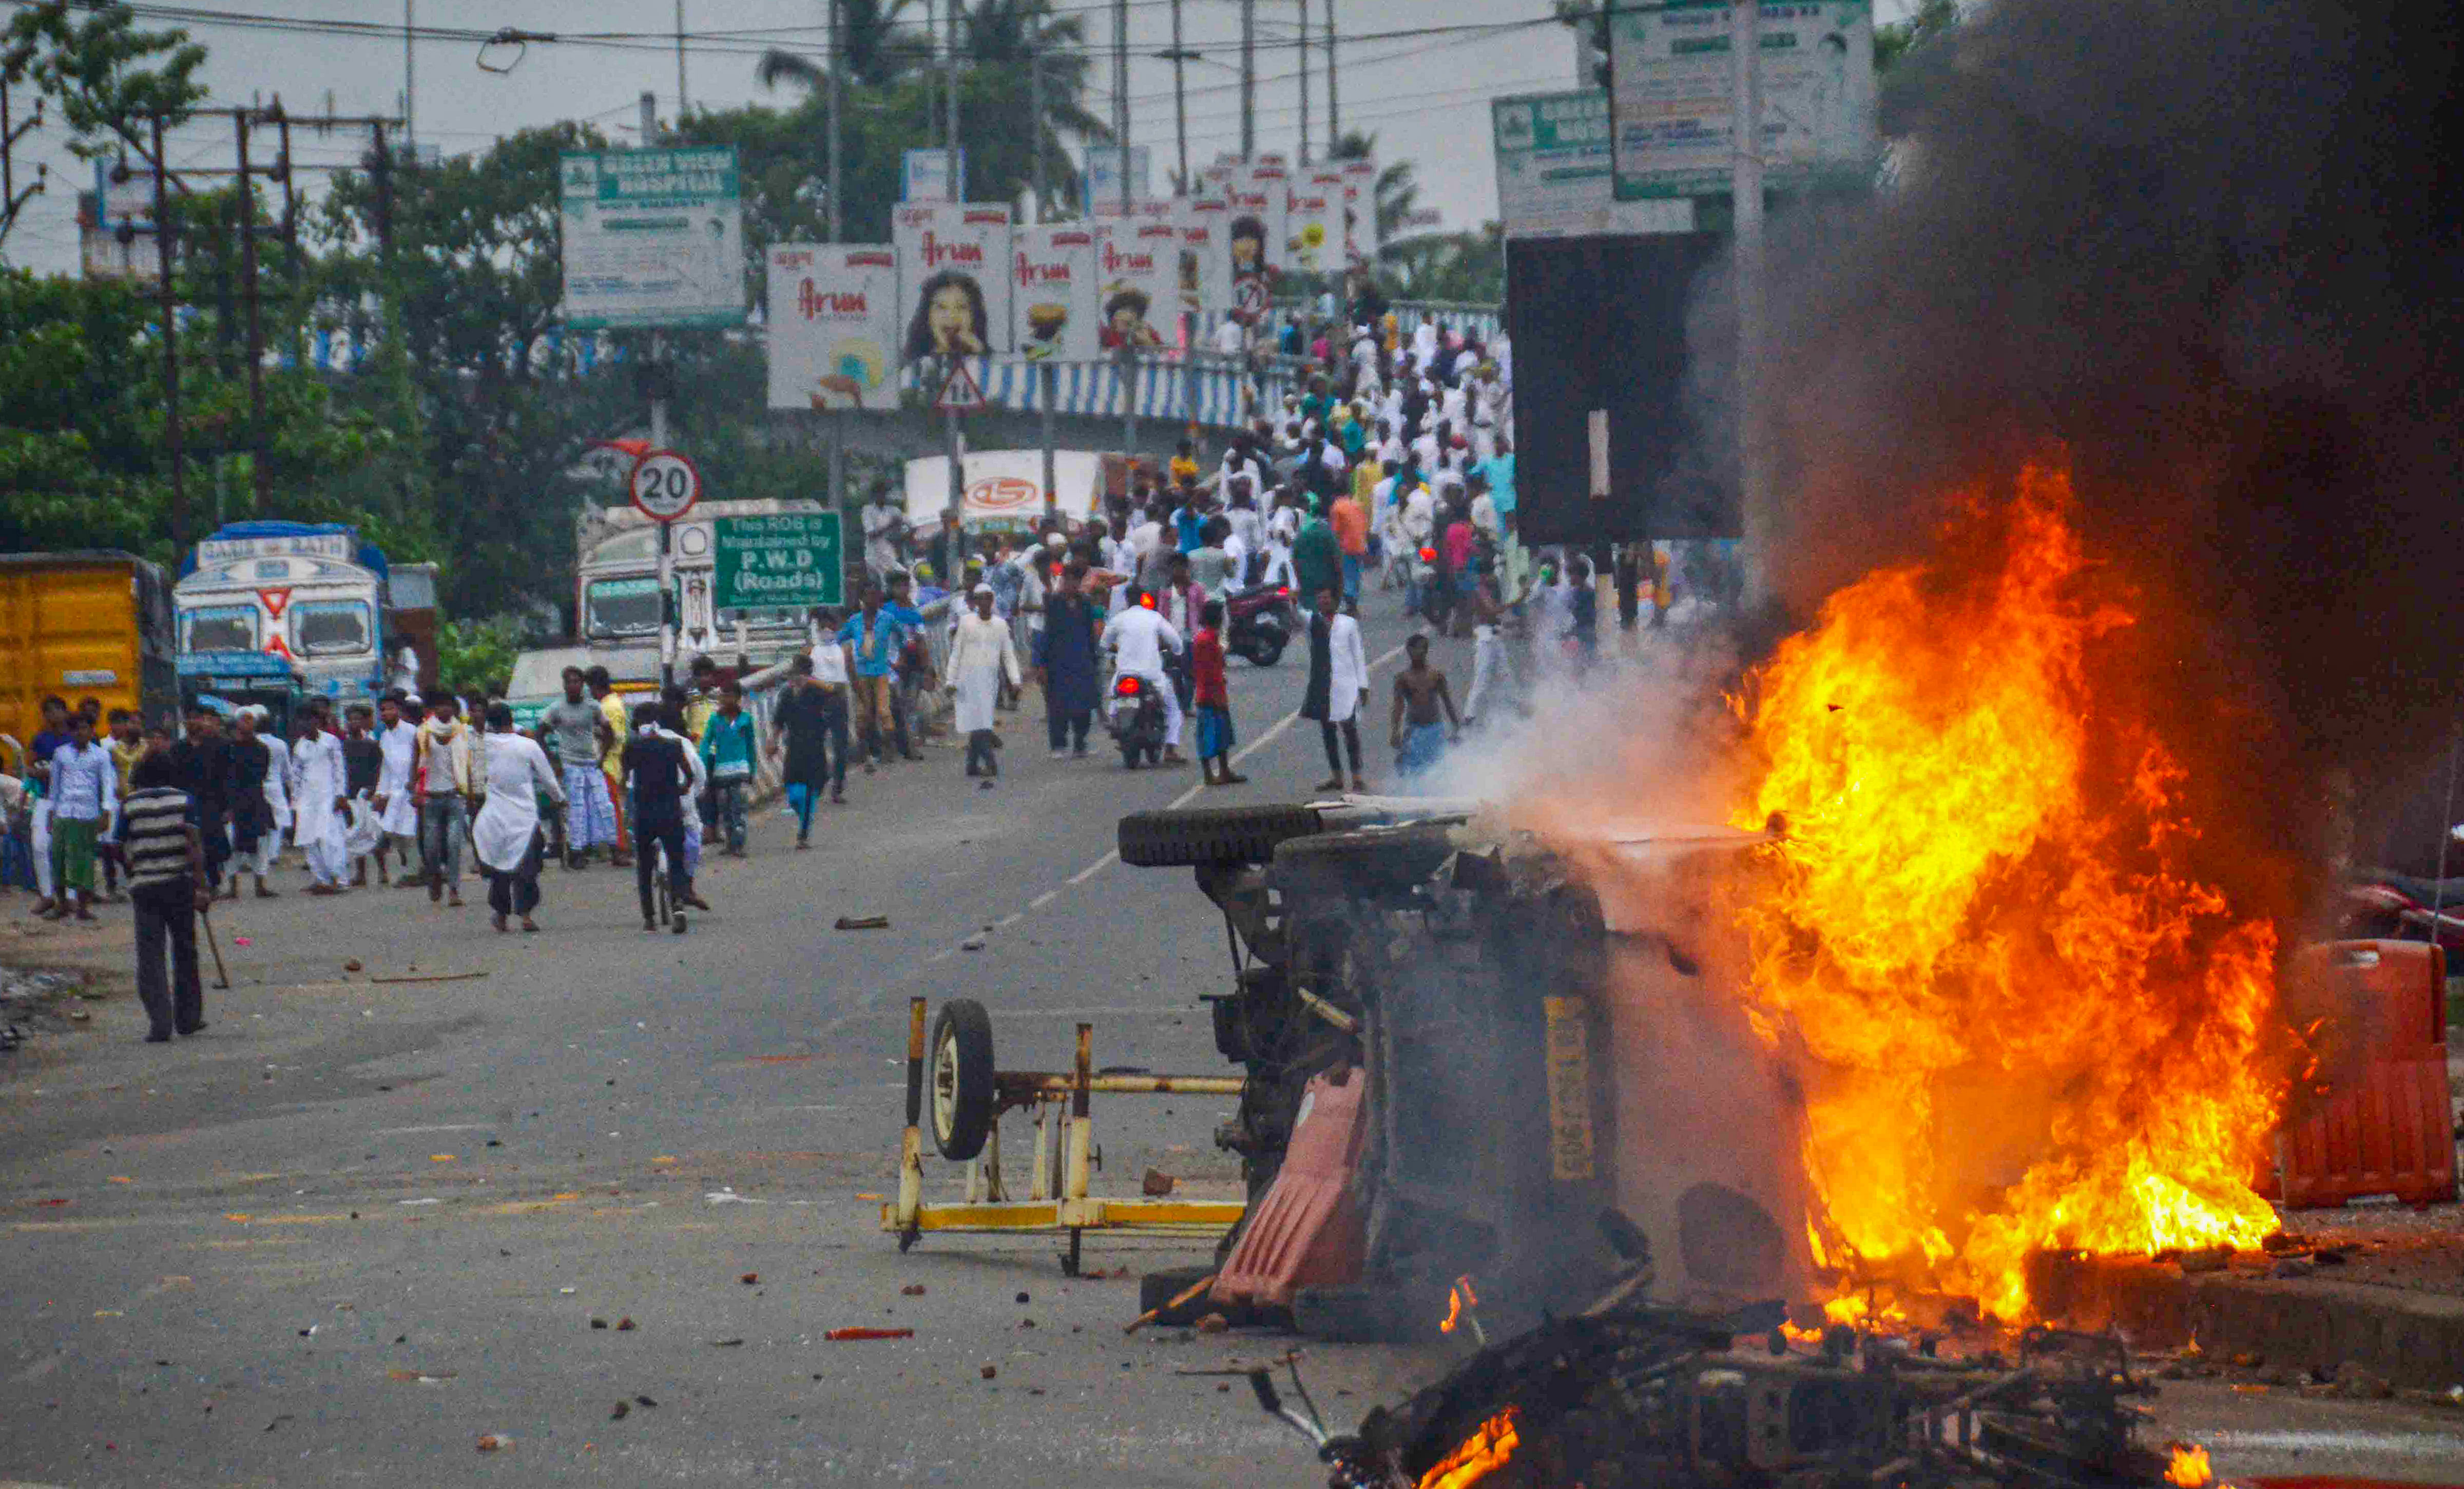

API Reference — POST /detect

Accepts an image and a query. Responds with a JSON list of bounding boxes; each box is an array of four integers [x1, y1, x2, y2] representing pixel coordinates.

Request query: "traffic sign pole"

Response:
[[628, 447, 702, 689]]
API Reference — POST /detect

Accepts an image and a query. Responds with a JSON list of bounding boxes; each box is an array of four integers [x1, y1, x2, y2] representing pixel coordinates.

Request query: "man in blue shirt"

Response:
[[883, 572, 934, 762], [836, 586, 911, 772], [1478, 431, 1516, 519], [44, 711, 118, 922]]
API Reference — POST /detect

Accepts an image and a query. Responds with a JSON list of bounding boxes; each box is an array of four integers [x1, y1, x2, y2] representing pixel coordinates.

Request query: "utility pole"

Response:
[[944, 0, 959, 188], [825, 0, 841, 241], [402, 0, 414, 148], [675, 0, 688, 118], [1297, 0, 1310, 165], [1029, 40, 1046, 219], [640, 89, 656, 147], [1731, 0, 1767, 603], [1165, 0, 1189, 192], [1, 74, 48, 243], [1113, 0, 1130, 213], [1324, 0, 1338, 144], [236, 109, 268, 509], [1239, 0, 1256, 160], [152, 114, 186, 557]]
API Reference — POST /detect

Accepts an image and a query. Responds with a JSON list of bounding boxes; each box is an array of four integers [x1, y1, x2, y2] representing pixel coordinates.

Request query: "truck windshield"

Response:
[[586, 577, 663, 638], [293, 600, 372, 657], [183, 605, 256, 652]]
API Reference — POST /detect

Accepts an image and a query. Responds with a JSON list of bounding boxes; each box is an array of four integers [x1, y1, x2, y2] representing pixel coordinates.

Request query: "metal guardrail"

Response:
[[894, 355, 1302, 430]]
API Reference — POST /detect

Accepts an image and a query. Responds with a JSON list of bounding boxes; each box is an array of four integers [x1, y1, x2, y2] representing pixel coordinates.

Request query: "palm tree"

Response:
[[755, 0, 924, 93], [955, 0, 1109, 216], [1328, 130, 1419, 250]]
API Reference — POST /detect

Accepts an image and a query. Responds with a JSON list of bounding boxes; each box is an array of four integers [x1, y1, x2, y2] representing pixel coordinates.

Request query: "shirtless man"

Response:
[[1389, 633, 1461, 780]]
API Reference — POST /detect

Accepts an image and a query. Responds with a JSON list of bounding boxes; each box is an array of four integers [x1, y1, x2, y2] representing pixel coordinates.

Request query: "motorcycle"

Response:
[[1225, 582, 1298, 667], [1107, 672, 1167, 769], [2339, 869, 2464, 961]]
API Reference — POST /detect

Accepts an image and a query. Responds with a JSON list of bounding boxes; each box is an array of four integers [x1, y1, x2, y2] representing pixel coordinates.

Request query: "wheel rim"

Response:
[[931, 1027, 961, 1144]]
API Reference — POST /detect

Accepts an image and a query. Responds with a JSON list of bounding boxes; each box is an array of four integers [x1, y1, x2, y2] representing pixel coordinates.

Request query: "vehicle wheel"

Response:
[[1245, 636, 1286, 667], [1117, 803, 1324, 868], [1139, 1265, 1221, 1325], [1269, 822, 1463, 903], [929, 998, 997, 1161]]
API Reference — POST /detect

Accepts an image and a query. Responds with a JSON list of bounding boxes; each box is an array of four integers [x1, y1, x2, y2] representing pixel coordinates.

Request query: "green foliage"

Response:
[[434, 615, 526, 699], [2, 1, 206, 162]]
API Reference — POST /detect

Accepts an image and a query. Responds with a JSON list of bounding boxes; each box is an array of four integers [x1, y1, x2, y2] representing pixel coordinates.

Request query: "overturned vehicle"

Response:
[[1114, 798, 1811, 1341]]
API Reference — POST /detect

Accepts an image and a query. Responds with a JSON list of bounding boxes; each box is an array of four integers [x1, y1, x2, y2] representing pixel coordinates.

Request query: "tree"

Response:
[[1, 2, 205, 164], [1875, 0, 1960, 74], [755, 0, 925, 93]]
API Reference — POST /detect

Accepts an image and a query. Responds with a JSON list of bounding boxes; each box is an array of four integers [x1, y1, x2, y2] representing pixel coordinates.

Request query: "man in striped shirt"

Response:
[[115, 753, 210, 1042]]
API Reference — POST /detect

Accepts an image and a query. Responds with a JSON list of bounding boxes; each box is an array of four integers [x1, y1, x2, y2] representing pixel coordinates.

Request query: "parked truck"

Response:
[[507, 498, 831, 722], [174, 522, 398, 705], [0, 550, 178, 752]]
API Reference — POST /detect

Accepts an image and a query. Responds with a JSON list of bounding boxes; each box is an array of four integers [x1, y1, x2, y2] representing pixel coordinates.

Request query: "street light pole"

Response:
[[1297, 0, 1310, 165], [1170, 0, 1188, 191], [1240, 0, 1256, 159]]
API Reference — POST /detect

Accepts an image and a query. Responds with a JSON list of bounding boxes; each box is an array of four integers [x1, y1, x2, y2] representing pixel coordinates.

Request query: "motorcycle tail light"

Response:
[[1419, 546, 1437, 562], [1117, 677, 1142, 696], [1276, 587, 1289, 599]]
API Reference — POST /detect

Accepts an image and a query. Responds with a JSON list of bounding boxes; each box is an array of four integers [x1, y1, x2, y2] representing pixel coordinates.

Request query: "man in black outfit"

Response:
[[164, 704, 234, 893], [116, 752, 211, 1040], [619, 699, 696, 931]]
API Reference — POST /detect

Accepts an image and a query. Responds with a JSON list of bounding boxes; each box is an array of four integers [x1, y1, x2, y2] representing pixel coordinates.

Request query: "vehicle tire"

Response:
[[929, 998, 997, 1161], [1118, 803, 1325, 868], [1139, 1265, 1221, 1325], [1292, 1284, 1419, 1343], [1269, 821, 1462, 903], [1244, 635, 1286, 667]]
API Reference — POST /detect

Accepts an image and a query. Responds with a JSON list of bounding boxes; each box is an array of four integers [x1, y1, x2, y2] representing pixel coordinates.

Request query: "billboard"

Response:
[[1286, 170, 1346, 276], [1179, 198, 1235, 319], [891, 201, 1014, 359], [1084, 145, 1153, 207], [1337, 157, 1381, 259], [1493, 90, 1699, 238], [1093, 220, 1180, 352], [1225, 158, 1289, 285], [901, 147, 966, 202], [903, 450, 1108, 529], [765, 243, 902, 411], [1011, 224, 1101, 361], [1607, 0, 1877, 198], [558, 147, 745, 329]]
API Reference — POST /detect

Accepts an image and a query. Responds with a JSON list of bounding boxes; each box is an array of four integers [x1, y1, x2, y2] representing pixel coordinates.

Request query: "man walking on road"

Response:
[[291, 710, 351, 896], [949, 585, 1022, 785], [699, 680, 759, 854], [838, 586, 909, 773], [621, 700, 697, 932], [1301, 587, 1371, 794], [1293, 501, 1342, 616], [1034, 561, 1104, 758], [769, 651, 849, 846], [413, 695, 476, 908], [586, 667, 633, 868], [542, 667, 617, 868], [374, 693, 421, 884], [117, 752, 210, 1041], [43, 710, 116, 922], [474, 701, 564, 933], [1390, 633, 1462, 781]]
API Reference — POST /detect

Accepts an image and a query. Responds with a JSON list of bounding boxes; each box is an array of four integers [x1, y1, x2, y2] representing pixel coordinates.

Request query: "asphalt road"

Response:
[[5, 599, 2462, 1487]]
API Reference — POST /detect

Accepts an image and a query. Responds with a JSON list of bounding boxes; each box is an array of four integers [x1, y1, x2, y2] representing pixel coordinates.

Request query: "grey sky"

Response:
[[1, 0, 1915, 276]]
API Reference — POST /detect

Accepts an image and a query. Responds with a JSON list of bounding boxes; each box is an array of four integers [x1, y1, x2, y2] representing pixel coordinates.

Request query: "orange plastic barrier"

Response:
[[2261, 941, 2456, 1209]]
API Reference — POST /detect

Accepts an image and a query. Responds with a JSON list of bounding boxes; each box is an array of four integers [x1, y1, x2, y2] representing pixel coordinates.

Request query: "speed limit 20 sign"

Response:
[[628, 449, 701, 522]]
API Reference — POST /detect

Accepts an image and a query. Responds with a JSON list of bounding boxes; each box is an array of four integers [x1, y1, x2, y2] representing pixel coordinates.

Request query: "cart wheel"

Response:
[[929, 998, 997, 1161]]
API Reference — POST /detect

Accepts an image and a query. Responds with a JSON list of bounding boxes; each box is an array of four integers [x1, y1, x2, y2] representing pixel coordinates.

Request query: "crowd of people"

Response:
[[0, 311, 1734, 1044]]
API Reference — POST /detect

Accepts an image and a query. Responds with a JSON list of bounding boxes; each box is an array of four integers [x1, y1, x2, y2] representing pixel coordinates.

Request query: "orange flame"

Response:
[[1730, 464, 2286, 1321], [2166, 1443, 2215, 1489], [1438, 1275, 1479, 1335], [1415, 1409, 1519, 1489]]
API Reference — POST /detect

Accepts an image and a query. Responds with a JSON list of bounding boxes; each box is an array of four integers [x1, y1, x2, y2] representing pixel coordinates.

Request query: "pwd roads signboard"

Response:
[[559, 147, 745, 329], [1607, 0, 1876, 199], [1492, 90, 1697, 238], [713, 513, 843, 610]]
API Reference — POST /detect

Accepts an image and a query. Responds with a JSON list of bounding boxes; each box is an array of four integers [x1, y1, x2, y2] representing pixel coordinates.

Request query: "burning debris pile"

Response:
[[1253, 1277, 2193, 1489], [1722, 466, 2292, 1323]]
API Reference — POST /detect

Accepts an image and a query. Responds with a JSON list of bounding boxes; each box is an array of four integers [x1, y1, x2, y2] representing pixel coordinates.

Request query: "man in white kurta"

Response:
[[472, 710, 565, 932], [290, 714, 350, 892], [949, 585, 1023, 782], [374, 695, 420, 875]]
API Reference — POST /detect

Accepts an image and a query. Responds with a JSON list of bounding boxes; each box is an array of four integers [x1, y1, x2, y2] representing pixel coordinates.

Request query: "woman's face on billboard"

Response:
[[928, 283, 976, 350]]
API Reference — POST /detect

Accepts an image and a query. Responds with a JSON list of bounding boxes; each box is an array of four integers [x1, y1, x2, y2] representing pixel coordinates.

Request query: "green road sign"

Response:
[[713, 513, 843, 610]]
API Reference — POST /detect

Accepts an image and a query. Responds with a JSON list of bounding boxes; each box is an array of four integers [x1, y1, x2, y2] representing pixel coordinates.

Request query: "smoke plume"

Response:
[[1754, 0, 2464, 879]]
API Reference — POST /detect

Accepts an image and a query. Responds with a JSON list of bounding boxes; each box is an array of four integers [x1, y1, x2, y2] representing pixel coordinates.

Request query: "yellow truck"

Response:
[[0, 551, 177, 768]]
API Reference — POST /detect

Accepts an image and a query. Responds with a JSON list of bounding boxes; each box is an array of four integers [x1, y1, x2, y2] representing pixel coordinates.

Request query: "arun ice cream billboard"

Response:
[[765, 243, 901, 411], [891, 201, 1015, 359], [1011, 224, 1101, 361]]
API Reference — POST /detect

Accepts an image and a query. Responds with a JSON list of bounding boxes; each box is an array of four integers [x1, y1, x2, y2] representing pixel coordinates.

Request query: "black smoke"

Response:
[[1751, 0, 2464, 885]]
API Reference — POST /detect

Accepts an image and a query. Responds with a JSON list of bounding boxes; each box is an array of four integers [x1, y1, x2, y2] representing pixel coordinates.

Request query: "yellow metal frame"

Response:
[[883, 998, 1247, 1271]]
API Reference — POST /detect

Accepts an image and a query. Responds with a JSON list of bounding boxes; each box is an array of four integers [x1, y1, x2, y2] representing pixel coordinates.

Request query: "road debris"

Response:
[[833, 915, 890, 930], [1125, 1274, 1217, 1335], [610, 1400, 630, 1420], [475, 1433, 511, 1452], [343, 959, 363, 972], [371, 971, 489, 984], [740, 1272, 760, 1285], [980, 1363, 998, 1380], [617, 1318, 636, 1331], [707, 1338, 746, 1348], [1141, 1169, 1177, 1196], [825, 1327, 913, 1341], [901, 1284, 927, 1296], [590, 1319, 608, 1330]]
